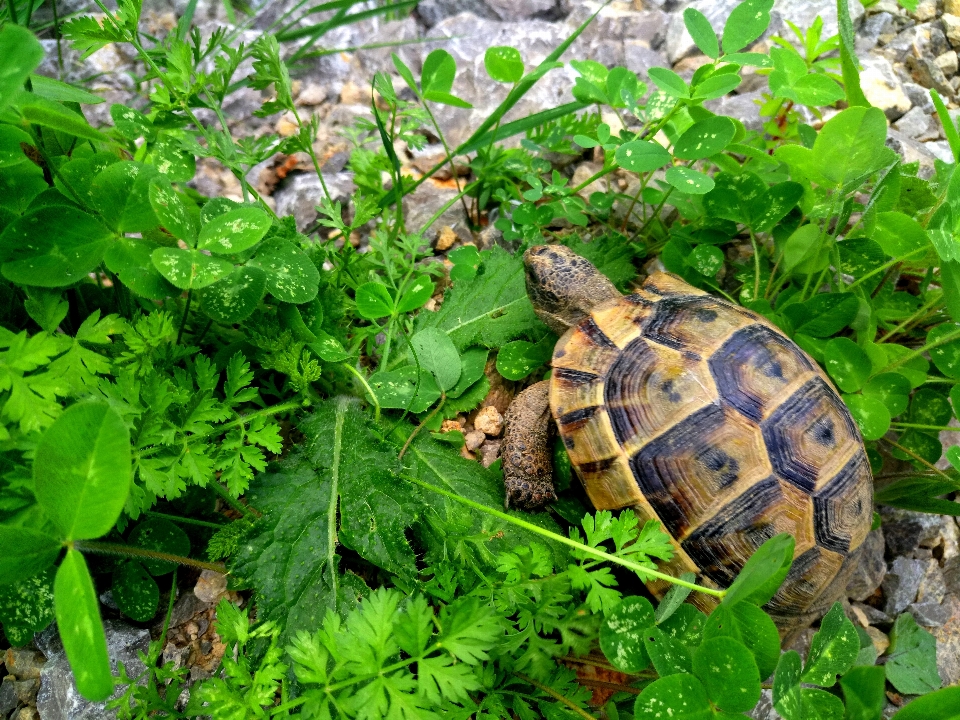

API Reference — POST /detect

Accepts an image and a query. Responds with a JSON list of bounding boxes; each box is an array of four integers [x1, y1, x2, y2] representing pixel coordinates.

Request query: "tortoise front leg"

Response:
[[502, 380, 556, 510]]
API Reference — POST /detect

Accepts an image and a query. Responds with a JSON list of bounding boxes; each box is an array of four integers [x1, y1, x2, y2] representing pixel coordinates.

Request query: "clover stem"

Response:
[[75, 540, 227, 573], [398, 393, 445, 460], [343, 363, 381, 422], [176, 289, 192, 345]]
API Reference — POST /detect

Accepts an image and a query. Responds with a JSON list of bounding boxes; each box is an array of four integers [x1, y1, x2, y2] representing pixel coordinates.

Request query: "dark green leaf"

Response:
[[103, 237, 177, 300], [308, 331, 351, 363], [18, 95, 110, 143], [688, 244, 724, 276], [0, 125, 32, 167], [643, 625, 692, 676], [128, 518, 191, 575], [773, 651, 803, 720], [152, 247, 234, 290], [704, 601, 780, 680], [801, 603, 859, 687], [722, 0, 774, 54], [34, 402, 130, 541], [356, 281, 394, 319], [812, 107, 899, 191], [447, 348, 488, 399], [801, 688, 845, 720], [665, 167, 715, 195], [0, 567, 55, 645], [484, 46, 524, 83], [692, 637, 761, 712], [149, 178, 197, 243], [0, 206, 112, 287], [412, 327, 461, 392], [634, 673, 712, 720], [0, 526, 61, 585], [841, 665, 886, 720], [197, 207, 271, 255], [600, 596, 655, 673], [886, 612, 942, 695], [29, 75, 103, 104], [110, 103, 153, 140], [928, 324, 960, 379], [843, 394, 891, 441], [200, 266, 267, 323], [673, 116, 735, 160], [616, 139, 672, 172], [782, 293, 859, 338], [862, 373, 911, 417], [90, 161, 159, 233], [910, 387, 952, 427], [55, 550, 112, 701], [722, 532, 794, 607], [889, 686, 960, 719], [248, 238, 320, 304], [151, 136, 195, 182], [0, 24, 44, 112], [824, 337, 871, 392], [112, 561, 159, 622], [655, 571, 695, 624], [684, 7, 719, 58], [496, 337, 553, 381]]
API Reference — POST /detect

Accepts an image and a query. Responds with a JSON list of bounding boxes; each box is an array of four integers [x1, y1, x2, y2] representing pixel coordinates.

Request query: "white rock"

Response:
[[860, 55, 912, 120], [937, 50, 960, 76], [475, 406, 505, 436]]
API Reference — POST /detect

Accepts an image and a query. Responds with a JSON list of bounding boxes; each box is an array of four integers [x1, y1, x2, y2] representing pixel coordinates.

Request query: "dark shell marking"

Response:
[[549, 272, 873, 626]]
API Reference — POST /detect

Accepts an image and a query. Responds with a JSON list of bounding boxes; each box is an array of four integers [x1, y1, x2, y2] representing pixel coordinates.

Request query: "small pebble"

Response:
[[474, 406, 504, 437], [440, 419, 463, 433], [464, 430, 485, 451], [194, 570, 228, 604], [435, 226, 458, 252], [479, 440, 502, 468], [865, 626, 890, 655]]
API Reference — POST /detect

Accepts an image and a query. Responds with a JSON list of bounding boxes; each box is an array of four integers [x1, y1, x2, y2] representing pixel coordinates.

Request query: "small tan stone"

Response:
[[276, 112, 299, 137], [475, 406, 504, 437], [911, 0, 937, 21], [340, 81, 371, 106], [194, 569, 228, 604], [440, 419, 463, 433], [938, 50, 960, 77], [435, 226, 458, 252], [865, 626, 890, 656], [4, 649, 44, 680], [946, 15, 960, 49], [459, 445, 475, 460], [16, 708, 39, 720], [479, 439, 502, 468], [297, 82, 328, 106], [947, 0, 960, 16], [464, 430, 485, 451]]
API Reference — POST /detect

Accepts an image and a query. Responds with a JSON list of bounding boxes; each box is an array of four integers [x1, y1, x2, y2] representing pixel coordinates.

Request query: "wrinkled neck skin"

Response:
[[526, 266, 621, 336]]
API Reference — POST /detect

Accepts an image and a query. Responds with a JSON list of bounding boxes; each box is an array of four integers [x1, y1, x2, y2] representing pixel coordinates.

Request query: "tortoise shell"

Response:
[[550, 271, 873, 629]]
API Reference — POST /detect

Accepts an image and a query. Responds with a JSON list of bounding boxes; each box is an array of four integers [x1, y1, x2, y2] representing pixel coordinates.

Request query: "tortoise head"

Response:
[[523, 245, 620, 336]]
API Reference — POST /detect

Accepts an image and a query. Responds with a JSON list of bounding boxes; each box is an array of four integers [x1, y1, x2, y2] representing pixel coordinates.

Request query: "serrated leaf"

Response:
[[413, 246, 542, 352], [886, 612, 942, 695]]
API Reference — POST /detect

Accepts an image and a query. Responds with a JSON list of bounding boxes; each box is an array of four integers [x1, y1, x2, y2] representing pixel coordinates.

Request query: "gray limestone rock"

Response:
[[36, 620, 150, 720], [903, 81, 936, 112], [403, 178, 471, 241], [906, 54, 955, 97], [747, 689, 780, 720], [933, 593, 960, 686], [894, 105, 936, 139], [858, 12, 896, 53], [909, 601, 951, 627], [0, 678, 17, 718], [416, 0, 499, 26], [861, 54, 913, 120], [706, 91, 765, 131], [847, 528, 887, 602], [882, 556, 926, 615], [880, 507, 945, 556], [886, 128, 940, 178], [273, 172, 357, 232]]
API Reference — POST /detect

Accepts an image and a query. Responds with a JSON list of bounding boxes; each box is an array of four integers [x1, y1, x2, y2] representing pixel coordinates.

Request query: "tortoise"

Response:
[[501, 244, 874, 635]]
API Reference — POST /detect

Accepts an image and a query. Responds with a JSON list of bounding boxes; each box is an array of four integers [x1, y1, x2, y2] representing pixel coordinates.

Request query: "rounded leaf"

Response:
[[843, 394, 891, 441], [665, 166, 715, 194], [873, 211, 930, 258], [151, 135, 195, 182], [484, 46, 524, 83], [421, 48, 457, 95], [704, 601, 780, 681], [692, 636, 761, 712], [104, 237, 177, 300], [673, 116, 736, 160], [642, 625, 692, 676], [110, 104, 153, 141], [90, 161, 159, 233], [634, 673, 712, 720], [112, 561, 160, 622], [128, 518, 191, 576], [396, 274, 435, 314], [599, 596, 655, 673], [149, 178, 197, 244], [801, 603, 860, 687], [197, 207, 271, 255], [152, 247, 234, 290], [928, 324, 960, 379], [688, 244, 724, 276], [862, 372, 910, 417], [888, 686, 960, 720], [200, 265, 267, 323], [356, 281, 395, 319], [0, 206, 112, 287], [54, 550, 113, 701], [824, 337, 871, 393], [411, 327, 461, 392], [722, 532, 794, 607], [496, 338, 553, 381], [0, 525, 61, 585], [34, 402, 131, 541], [615, 139, 671, 172]]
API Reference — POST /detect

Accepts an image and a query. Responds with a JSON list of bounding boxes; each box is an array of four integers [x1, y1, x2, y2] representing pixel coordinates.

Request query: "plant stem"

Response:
[[176, 290, 192, 345], [882, 438, 955, 482], [514, 673, 597, 720], [144, 510, 225, 529], [845, 248, 926, 293], [406, 476, 725, 598], [875, 326, 960, 376], [342, 362, 381, 422], [891, 422, 960, 433], [209, 480, 260, 518], [75, 540, 227, 573], [398, 394, 445, 460]]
